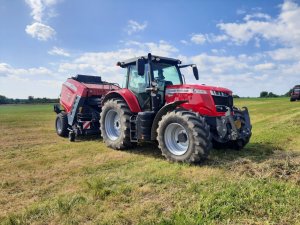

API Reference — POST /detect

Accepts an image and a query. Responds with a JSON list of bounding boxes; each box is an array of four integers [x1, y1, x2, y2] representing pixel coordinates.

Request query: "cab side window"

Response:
[[127, 64, 151, 110], [128, 64, 149, 94]]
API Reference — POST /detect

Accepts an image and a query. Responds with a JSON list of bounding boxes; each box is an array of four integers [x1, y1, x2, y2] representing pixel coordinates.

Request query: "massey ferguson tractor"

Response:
[[54, 53, 252, 163]]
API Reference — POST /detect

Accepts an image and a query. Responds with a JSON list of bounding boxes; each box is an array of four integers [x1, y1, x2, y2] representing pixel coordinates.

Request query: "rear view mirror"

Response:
[[136, 58, 145, 76], [192, 66, 199, 80]]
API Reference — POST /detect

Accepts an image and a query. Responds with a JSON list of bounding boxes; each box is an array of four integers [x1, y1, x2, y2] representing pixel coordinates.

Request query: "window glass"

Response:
[[128, 64, 149, 94], [294, 88, 300, 93], [152, 63, 182, 85]]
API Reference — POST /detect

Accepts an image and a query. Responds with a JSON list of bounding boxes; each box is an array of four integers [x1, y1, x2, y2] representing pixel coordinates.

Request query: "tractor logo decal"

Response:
[[166, 88, 207, 95]]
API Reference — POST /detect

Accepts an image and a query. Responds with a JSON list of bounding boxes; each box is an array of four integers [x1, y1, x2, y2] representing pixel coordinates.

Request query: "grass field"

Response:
[[1, 98, 300, 225]]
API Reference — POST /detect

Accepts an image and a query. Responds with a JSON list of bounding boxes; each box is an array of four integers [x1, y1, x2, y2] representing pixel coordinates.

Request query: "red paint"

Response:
[[165, 84, 232, 117], [60, 77, 233, 117], [60, 78, 120, 113], [105, 89, 142, 113]]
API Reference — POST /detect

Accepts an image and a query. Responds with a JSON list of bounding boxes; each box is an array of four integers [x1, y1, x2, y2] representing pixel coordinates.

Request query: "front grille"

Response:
[[212, 95, 233, 112]]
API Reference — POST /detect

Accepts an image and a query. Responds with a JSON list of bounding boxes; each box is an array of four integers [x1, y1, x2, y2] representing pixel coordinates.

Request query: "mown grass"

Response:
[[0, 98, 300, 224]]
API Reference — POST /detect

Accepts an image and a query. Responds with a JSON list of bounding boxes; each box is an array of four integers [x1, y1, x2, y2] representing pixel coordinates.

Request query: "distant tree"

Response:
[[0, 95, 8, 104], [260, 91, 268, 98], [233, 94, 240, 98], [28, 96, 34, 102], [268, 92, 278, 97]]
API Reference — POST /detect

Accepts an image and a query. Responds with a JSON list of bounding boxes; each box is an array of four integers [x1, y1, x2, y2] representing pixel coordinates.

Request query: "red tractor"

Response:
[[54, 53, 252, 163]]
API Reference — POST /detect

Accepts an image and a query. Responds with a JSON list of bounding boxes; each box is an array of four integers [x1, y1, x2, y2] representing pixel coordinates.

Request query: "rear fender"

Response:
[[102, 89, 141, 113], [150, 100, 187, 140], [54, 104, 61, 114]]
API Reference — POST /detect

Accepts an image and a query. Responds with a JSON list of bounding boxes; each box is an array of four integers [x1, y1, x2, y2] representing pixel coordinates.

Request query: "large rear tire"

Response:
[[55, 112, 68, 137], [157, 109, 212, 163], [100, 99, 133, 149]]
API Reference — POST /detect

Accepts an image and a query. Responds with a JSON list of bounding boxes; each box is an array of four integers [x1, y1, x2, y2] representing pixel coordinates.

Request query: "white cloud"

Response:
[[58, 40, 178, 85], [208, 34, 229, 42], [254, 63, 275, 70], [244, 13, 271, 21], [126, 20, 147, 35], [269, 47, 300, 61], [25, 22, 56, 41], [25, 0, 44, 22], [189, 33, 228, 45], [25, 0, 59, 22], [24, 0, 60, 40], [48, 46, 70, 57], [190, 34, 206, 44], [125, 40, 178, 56], [218, 1, 300, 46]]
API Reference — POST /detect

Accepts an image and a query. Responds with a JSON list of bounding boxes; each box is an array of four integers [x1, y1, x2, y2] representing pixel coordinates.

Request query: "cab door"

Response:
[[127, 64, 151, 110]]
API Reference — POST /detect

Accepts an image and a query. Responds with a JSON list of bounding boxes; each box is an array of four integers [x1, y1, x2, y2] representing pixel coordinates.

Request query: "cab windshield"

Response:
[[294, 88, 300, 93], [152, 63, 182, 85]]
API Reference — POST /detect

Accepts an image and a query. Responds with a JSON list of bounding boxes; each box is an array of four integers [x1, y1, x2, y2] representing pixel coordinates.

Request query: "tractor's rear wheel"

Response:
[[157, 109, 212, 163], [100, 99, 133, 149], [55, 112, 68, 137]]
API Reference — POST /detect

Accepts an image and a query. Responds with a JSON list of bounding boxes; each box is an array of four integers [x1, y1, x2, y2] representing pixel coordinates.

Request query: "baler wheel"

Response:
[[157, 109, 212, 163], [100, 99, 134, 149], [55, 112, 68, 137]]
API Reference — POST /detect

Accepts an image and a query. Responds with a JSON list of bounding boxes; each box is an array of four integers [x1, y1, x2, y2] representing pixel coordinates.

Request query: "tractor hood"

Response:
[[166, 84, 232, 95], [165, 84, 233, 117]]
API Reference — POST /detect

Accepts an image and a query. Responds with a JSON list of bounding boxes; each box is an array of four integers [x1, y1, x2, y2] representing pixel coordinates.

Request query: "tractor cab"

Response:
[[117, 53, 198, 111]]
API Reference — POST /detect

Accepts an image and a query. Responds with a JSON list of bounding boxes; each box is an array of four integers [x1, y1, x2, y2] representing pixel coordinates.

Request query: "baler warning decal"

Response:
[[64, 82, 77, 91], [83, 121, 91, 129]]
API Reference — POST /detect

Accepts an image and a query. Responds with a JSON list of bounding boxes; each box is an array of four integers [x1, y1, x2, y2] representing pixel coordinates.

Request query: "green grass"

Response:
[[0, 98, 300, 224]]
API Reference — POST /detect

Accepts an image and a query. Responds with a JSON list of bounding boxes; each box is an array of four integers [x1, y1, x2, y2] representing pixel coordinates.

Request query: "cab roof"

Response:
[[117, 54, 182, 68]]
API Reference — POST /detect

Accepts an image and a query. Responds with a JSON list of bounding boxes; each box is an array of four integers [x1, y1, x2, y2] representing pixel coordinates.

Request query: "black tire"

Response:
[[290, 98, 296, 102], [100, 99, 133, 149], [55, 112, 68, 137], [157, 109, 212, 163]]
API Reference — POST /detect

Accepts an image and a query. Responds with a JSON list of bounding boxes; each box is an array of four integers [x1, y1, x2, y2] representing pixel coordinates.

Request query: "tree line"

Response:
[[0, 95, 59, 104], [0, 89, 293, 104], [259, 89, 292, 98]]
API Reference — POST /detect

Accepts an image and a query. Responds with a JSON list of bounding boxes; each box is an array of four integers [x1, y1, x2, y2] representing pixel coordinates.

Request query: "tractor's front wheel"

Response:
[[157, 109, 212, 163], [100, 99, 133, 149]]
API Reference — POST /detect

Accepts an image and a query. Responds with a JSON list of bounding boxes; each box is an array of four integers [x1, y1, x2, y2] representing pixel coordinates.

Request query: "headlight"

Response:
[[210, 90, 229, 97]]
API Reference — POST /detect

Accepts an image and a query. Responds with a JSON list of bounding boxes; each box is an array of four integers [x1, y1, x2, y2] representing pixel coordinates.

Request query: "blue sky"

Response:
[[0, 0, 299, 98]]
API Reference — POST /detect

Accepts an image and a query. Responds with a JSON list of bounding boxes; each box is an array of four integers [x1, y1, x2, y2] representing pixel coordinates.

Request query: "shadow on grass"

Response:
[[125, 141, 280, 168], [73, 135, 280, 166], [128, 142, 164, 160], [204, 142, 278, 167]]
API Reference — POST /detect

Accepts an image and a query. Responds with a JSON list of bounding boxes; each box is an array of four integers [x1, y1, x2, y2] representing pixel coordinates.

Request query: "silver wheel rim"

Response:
[[105, 109, 121, 141], [56, 118, 62, 133], [164, 123, 189, 155]]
